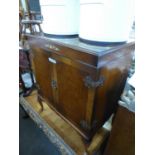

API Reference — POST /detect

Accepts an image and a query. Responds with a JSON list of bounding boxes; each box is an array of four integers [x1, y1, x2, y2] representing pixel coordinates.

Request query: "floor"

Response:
[[19, 106, 61, 155]]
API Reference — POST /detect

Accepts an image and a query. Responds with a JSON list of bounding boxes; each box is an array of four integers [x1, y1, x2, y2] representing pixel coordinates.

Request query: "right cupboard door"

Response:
[[48, 55, 100, 136], [55, 61, 89, 127]]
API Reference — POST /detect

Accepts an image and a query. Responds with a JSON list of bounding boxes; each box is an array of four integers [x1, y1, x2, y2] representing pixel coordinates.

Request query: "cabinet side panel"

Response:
[[93, 52, 133, 130]]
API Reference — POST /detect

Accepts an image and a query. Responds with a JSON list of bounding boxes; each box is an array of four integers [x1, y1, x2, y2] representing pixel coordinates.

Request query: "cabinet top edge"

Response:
[[25, 34, 135, 57]]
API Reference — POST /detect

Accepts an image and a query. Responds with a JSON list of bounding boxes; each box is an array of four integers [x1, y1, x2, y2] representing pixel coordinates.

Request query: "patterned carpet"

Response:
[[19, 106, 61, 155]]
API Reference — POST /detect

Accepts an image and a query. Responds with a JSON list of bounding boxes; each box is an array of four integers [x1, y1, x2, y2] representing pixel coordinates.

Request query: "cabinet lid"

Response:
[[46, 36, 133, 54], [27, 34, 134, 68]]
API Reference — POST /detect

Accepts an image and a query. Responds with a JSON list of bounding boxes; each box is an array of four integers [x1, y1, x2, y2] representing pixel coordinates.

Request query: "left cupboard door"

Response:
[[30, 47, 55, 106]]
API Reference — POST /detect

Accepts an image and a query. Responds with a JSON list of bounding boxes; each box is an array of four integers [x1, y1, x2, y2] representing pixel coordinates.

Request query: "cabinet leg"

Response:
[[37, 95, 44, 111], [23, 85, 35, 97]]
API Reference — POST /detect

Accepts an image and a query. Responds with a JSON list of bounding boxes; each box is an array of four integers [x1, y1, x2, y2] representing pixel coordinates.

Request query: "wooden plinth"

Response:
[[19, 91, 109, 155]]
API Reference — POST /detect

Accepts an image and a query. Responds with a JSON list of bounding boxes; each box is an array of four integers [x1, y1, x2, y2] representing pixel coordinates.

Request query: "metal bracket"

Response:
[[80, 120, 98, 130], [51, 80, 57, 89], [84, 76, 105, 88], [45, 44, 60, 51]]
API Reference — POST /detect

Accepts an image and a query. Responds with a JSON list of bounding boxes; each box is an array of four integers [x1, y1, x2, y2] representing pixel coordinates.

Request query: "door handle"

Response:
[[48, 57, 56, 64]]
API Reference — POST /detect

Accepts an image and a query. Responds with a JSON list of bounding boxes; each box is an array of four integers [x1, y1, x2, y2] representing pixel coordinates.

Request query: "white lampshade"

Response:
[[40, 0, 80, 35], [79, 0, 134, 42]]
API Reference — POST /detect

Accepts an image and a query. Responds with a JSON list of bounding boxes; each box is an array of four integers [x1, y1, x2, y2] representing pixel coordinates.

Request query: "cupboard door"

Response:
[[55, 60, 92, 129], [31, 47, 54, 104]]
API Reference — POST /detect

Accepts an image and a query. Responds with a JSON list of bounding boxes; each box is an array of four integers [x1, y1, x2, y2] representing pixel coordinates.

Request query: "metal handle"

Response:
[[51, 80, 57, 89], [48, 57, 56, 64]]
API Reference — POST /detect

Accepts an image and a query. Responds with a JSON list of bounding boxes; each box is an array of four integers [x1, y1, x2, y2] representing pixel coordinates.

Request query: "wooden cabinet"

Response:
[[28, 35, 134, 140], [103, 105, 135, 155]]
